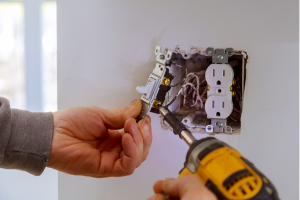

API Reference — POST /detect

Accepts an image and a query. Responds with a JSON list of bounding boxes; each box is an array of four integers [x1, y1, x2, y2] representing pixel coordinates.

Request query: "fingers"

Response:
[[112, 118, 142, 175], [95, 99, 142, 129], [120, 133, 139, 174], [161, 175, 217, 200], [124, 118, 144, 166], [113, 116, 152, 176], [153, 180, 164, 194], [137, 115, 152, 163], [111, 132, 139, 176]]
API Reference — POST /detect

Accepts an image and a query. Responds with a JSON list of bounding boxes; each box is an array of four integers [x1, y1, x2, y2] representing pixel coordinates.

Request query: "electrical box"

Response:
[[136, 45, 247, 134]]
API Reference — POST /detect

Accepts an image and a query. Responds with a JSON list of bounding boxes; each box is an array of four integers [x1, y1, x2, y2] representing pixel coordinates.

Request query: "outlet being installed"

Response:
[[205, 96, 233, 119], [136, 45, 248, 135]]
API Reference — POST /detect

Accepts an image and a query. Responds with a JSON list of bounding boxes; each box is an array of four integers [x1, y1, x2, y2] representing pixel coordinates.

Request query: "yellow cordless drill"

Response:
[[159, 106, 279, 200]]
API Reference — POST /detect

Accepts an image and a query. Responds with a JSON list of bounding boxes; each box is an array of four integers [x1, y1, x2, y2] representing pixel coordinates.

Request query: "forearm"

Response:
[[0, 97, 53, 175]]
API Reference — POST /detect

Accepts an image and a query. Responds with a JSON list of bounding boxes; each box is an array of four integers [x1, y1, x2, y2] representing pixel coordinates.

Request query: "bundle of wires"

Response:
[[165, 71, 207, 108]]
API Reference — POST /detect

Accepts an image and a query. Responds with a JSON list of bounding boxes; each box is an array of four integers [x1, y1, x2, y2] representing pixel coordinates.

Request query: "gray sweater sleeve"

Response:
[[0, 97, 53, 176]]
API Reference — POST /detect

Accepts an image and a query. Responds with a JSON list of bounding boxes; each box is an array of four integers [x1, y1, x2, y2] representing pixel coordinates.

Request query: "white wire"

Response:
[[166, 71, 207, 108], [182, 73, 204, 108], [181, 82, 203, 108]]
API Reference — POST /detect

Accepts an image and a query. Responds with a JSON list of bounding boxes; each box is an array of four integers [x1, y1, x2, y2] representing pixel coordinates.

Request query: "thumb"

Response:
[[96, 99, 142, 129], [162, 175, 217, 200]]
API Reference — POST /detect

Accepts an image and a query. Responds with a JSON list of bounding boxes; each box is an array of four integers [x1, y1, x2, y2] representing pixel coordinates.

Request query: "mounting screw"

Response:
[[160, 55, 165, 60], [216, 122, 223, 127], [217, 55, 223, 60]]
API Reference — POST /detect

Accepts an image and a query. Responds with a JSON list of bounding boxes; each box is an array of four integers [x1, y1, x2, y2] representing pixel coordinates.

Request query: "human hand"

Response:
[[47, 99, 152, 178], [148, 175, 217, 200]]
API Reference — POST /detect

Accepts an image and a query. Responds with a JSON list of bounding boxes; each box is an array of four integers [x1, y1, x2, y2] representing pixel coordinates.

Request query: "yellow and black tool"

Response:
[[159, 107, 279, 200]]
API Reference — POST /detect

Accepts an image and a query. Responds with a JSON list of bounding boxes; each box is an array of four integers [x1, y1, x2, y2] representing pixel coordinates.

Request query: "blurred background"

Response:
[[0, 0, 58, 199]]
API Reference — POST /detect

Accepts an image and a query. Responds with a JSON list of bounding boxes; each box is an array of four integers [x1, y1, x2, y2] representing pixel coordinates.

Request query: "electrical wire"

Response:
[[170, 79, 185, 87], [165, 87, 183, 108], [165, 70, 208, 108]]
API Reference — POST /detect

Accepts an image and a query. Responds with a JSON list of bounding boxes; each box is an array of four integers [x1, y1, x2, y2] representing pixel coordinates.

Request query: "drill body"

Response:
[[180, 137, 279, 200], [159, 107, 279, 200]]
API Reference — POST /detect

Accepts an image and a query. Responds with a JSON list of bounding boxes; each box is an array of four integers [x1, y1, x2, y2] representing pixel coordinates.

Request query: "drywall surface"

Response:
[[57, 1, 298, 199], [0, 168, 57, 200]]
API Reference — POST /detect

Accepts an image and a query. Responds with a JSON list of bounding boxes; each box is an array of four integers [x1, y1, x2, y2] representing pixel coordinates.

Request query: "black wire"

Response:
[[165, 94, 179, 108], [170, 79, 185, 87]]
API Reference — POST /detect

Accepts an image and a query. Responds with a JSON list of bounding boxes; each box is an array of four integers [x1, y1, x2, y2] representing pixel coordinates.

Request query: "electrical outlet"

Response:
[[205, 96, 233, 119], [205, 63, 234, 119]]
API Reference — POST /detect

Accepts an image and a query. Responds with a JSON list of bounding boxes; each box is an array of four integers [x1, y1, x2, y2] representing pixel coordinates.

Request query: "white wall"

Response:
[[0, 168, 58, 200], [57, 1, 298, 199]]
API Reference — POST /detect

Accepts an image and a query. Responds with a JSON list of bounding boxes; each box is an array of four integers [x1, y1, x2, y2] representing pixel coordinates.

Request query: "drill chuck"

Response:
[[159, 107, 196, 146]]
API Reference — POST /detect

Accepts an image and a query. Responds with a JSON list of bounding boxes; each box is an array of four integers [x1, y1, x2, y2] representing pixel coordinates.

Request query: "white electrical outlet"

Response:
[[205, 96, 233, 119], [205, 63, 234, 119]]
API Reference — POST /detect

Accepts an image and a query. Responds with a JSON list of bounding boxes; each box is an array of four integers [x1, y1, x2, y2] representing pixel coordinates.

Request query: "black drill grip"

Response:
[[164, 112, 188, 137]]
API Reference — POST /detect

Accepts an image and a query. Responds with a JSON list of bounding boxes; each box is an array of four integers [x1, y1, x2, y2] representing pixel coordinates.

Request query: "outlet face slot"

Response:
[[217, 80, 221, 85], [216, 112, 220, 117]]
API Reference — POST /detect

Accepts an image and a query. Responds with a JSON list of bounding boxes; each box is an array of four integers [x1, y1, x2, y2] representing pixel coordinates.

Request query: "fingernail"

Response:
[[165, 178, 175, 181], [164, 178, 175, 185], [163, 178, 175, 187], [128, 99, 137, 107], [146, 115, 151, 124], [142, 116, 151, 131], [147, 195, 158, 200]]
